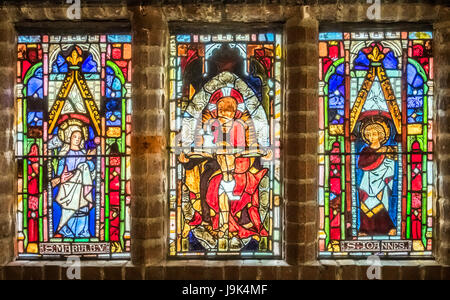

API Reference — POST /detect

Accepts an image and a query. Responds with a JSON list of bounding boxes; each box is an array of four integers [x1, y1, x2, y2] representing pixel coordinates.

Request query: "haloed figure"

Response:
[[52, 126, 96, 238], [358, 118, 397, 236], [179, 94, 270, 251]]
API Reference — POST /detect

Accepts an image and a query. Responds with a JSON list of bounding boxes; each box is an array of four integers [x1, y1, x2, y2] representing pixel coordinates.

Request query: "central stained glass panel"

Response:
[[168, 32, 282, 257]]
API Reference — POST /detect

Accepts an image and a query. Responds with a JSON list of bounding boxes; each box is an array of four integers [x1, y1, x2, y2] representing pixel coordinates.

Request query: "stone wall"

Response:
[[0, 0, 448, 279]]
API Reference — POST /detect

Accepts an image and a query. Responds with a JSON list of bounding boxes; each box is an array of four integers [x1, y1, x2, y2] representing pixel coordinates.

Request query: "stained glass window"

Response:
[[318, 31, 434, 257], [16, 34, 132, 259], [168, 32, 282, 257]]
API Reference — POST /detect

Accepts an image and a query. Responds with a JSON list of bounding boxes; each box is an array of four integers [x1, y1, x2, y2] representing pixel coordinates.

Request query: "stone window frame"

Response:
[[0, 2, 448, 280]]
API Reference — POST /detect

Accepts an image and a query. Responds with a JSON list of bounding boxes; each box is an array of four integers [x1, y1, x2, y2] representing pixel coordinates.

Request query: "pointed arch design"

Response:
[[48, 48, 101, 135], [350, 45, 402, 134]]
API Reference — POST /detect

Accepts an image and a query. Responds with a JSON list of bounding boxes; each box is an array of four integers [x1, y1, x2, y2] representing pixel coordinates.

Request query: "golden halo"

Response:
[[58, 118, 89, 144], [360, 116, 390, 146]]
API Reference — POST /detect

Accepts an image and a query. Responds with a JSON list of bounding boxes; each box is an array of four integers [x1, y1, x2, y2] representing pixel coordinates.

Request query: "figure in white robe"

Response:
[[52, 126, 96, 238]]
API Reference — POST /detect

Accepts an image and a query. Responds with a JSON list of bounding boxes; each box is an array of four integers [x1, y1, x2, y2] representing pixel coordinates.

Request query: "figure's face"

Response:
[[365, 126, 383, 148], [217, 97, 237, 133], [217, 97, 237, 120], [70, 131, 82, 148]]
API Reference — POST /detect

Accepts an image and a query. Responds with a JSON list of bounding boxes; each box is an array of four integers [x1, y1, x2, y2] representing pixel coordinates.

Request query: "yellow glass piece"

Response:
[[26, 242, 38, 253], [182, 238, 189, 251], [192, 199, 201, 212], [408, 124, 423, 135], [106, 127, 121, 137], [189, 84, 195, 100], [329, 124, 344, 135], [413, 240, 425, 251]]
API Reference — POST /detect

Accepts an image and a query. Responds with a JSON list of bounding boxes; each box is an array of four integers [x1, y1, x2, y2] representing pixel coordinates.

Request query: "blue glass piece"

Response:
[[27, 77, 43, 98], [407, 96, 424, 108], [176, 35, 191, 42], [52, 54, 68, 73], [107, 35, 132, 43], [407, 85, 413, 95], [27, 112, 35, 124], [355, 65, 369, 70], [336, 63, 345, 75], [241, 238, 259, 251], [106, 111, 122, 126], [112, 77, 122, 91], [338, 85, 345, 96], [383, 51, 398, 70], [266, 33, 274, 42], [37, 88, 43, 99], [355, 51, 370, 68], [329, 109, 344, 124], [412, 75, 424, 88], [328, 74, 344, 92], [183, 111, 193, 118], [319, 32, 343, 40], [407, 64, 417, 85], [106, 74, 114, 88], [18, 35, 41, 43], [34, 67, 43, 79], [188, 231, 205, 251], [258, 34, 266, 41], [106, 99, 120, 111], [49, 74, 66, 81], [81, 54, 97, 73], [329, 95, 344, 108], [88, 126, 96, 140], [84, 74, 100, 80], [27, 112, 43, 126], [106, 88, 121, 98], [106, 66, 114, 75]]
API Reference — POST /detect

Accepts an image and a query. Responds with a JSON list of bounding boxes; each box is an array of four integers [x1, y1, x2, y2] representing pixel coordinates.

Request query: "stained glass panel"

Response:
[[169, 32, 282, 257], [16, 34, 132, 259], [318, 31, 434, 257]]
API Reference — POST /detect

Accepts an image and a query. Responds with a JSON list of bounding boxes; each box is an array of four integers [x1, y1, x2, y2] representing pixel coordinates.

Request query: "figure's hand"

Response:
[[61, 171, 74, 183], [51, 177, 61, 187], [262, 149, 273, 160], [178, 152, 190, 163]]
